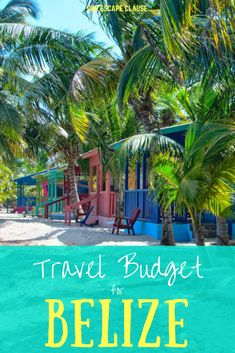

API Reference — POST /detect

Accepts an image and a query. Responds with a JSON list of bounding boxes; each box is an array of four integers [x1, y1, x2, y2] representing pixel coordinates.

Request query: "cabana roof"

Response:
[[14, 167, 59, 185], [82, 148, 98, 159], [14, 163, 83, 187], [14, 170, 48, 186], [109, 122, 191, 151], [33, 166, 66, 179]]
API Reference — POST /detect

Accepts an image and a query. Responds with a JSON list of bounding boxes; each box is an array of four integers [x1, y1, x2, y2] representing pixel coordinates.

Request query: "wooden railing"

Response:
[[125, 189, 190, 223], [65, 194, 99, 225], [44, 196, 69, 219], [125, 189, 160, 222]]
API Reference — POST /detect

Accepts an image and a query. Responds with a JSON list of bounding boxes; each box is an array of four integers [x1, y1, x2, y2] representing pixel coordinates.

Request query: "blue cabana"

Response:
[[111, 123, 235, 242], [14, 170, 47, 213]]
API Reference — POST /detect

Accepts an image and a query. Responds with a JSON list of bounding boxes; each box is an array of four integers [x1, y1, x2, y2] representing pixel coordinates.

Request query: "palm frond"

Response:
[[70, 57, 118, 103], [117, 45, 162, 110], [70, 105, 89, 144], [0, 24, 105, 75], [115, 132, 184, 171], [0, 0, 40, 23]]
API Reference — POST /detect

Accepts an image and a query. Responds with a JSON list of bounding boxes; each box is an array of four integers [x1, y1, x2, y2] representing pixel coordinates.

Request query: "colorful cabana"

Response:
[[111, 123, 235, 241], [33, 166, 88, 218], [14, 170, 48, 213], [82, 149, 116, 220], [33, 167, 65, 217]]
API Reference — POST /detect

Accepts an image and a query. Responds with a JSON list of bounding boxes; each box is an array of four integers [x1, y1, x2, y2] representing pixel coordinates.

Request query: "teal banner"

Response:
[[0, 247, 235, 352]]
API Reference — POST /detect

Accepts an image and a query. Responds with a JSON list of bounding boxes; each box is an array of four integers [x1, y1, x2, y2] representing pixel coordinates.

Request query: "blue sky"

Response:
[[1, 0, 117, 48], [31, 0, 116, 48]]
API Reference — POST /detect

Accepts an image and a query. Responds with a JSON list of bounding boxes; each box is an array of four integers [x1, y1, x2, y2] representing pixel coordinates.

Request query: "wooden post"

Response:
[[142, 154, 147, 189], [106, 172, 111, 217], [89, 165, 93, 193], [136, 159, 140, 190], [124, 158, 129, 218], [125, 158, 129, 191], [96, 165, 100, 215], [142, 154, 147, 218]]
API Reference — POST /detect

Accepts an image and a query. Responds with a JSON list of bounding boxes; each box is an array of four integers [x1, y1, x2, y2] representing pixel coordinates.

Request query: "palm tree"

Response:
[[0, 3, 132, 217], [0, 0, 39, 23], [23, 86, 96, 208], [0, 89, 24, 160], [88, 97, 138, 217], [115, 120, 235, 245], [106, 1, 235, 245], [159, 0, 235, 76], [116, 0, 235, 119], [0, 0, 39, 161], [151, 122, 235, 245], [84, 0, 170, 132], [216, 217, 230, 245], [83, 1, 190, 233], [114, 130, 183, 243], [16, 33, 118, 209], [0, 0, 118, 205]]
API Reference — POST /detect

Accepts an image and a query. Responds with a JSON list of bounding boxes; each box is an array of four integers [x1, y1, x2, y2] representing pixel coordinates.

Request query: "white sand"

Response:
[[0, 212, 160, 246], [0, 212, 219, 246]]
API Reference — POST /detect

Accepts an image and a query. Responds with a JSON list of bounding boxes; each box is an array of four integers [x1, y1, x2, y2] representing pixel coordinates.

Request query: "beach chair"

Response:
[[77, 205, 94, 227], [112, 208, 141, 235]]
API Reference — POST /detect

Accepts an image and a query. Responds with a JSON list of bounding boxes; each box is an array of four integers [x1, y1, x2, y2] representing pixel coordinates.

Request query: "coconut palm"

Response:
[[0, 88, 24, 160], [86, 97, 138, 217], [115, 119, 235, 245], [0, 3, 128, 214], [0, 0, 39, 23], [112, 1, 235, 245], [84, 0, 187, 231], [159, 0, 235, 75], [116, 0, 235, 115], [154, 75, 235, 245], [0, 0, 39, 161], [114, 130, 183, 242], [151, 121, 235, 245], [12, 30, 119, 209], [84, 0, 168, 132]]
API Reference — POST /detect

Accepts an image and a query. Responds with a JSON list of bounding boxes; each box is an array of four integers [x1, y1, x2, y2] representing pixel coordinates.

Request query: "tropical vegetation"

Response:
[[0, 0, 234, 245]]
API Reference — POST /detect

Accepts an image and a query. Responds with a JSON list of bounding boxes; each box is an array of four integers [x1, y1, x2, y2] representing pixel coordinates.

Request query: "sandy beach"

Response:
[[0, 212, 220, 246], [0, 212, 161, 246]]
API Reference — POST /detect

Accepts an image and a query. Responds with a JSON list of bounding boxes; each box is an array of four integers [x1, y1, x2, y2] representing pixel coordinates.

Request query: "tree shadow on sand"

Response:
[[0, 219, 159, 246]]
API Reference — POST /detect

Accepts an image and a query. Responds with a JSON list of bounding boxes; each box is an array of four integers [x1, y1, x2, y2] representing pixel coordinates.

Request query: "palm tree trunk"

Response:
[[129, 92, 159, 133], [68, 160, 82, 221], [189, 210, 205, 246], [192, 219, 205, 246], [68, 160, 79, 203], [115, 177, 124, 219], [161, 207, 175, 245], [216, 216, 229, 245], [161, 210, 168, 244]]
